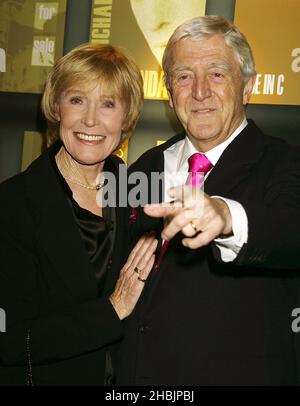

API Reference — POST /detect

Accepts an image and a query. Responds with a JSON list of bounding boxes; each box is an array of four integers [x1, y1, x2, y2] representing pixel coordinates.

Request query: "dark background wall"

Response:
[[0, 0, 299, 182]]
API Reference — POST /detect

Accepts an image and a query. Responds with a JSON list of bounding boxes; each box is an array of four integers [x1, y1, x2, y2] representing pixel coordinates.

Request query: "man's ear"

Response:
[[167, 89, 174, 109], [243, 75, 255, 105]]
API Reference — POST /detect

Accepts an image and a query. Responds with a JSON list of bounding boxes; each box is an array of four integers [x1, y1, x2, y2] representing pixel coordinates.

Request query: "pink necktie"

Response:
[[186, 153, 213, 187], [153, 153, 213, 273]]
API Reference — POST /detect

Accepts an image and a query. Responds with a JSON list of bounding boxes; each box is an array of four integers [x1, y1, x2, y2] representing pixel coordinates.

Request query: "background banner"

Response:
[[89, 0, 206, 100], [234, 0, 300, 106], [0, 0, 67, 93]]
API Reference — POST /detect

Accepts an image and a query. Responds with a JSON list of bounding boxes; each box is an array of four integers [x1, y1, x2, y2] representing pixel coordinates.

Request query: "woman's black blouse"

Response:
[[50, 147, 117, 292]]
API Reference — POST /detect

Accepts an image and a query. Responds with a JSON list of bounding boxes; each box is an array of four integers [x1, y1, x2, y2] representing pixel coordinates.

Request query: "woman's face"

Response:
[[56, 83, 125, 166], [130, 0, 202, 64]]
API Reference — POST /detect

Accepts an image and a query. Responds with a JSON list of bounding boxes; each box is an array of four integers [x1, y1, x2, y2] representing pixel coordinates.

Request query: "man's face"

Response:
[[130, 0, 201, 64], [168, 35, 254, 151]]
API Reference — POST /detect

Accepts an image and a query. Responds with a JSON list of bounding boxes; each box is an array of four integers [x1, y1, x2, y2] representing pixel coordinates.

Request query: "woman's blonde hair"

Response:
[[42, 43, 143, 146]]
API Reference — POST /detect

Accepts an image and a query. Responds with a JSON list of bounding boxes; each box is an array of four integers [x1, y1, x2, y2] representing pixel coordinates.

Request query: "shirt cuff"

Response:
[[211, 196, 248, 262]]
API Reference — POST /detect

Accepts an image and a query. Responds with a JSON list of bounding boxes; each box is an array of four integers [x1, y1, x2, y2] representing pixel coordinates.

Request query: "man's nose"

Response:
[[82, 103, 99, 127], [192, 75, 211, 101]]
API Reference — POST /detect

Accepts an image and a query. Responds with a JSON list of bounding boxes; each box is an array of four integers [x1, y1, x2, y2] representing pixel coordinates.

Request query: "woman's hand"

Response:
[[109, 234, 157, 320]]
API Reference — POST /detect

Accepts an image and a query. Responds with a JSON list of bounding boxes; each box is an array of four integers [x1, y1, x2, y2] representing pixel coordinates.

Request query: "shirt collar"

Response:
[[177, 118, 248, 171]]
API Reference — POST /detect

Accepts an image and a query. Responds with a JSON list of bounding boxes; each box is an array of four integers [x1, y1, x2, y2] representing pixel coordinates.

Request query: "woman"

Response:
[[0, 43, 157, 385]]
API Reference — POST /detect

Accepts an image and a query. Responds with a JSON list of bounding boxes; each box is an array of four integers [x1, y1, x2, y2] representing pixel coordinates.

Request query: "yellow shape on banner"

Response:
[[90, 0, 206, 100], [31, 36, 56, 66], [34, 2, 58, 30], [114, 139, 129, 163], [235, 0, 300, 106], [0, 48, 6, 72], [156, 140, 166, 146], [90, 0, 112, 44], [0, 0, 67, 93], [22, 132, 43, 171]]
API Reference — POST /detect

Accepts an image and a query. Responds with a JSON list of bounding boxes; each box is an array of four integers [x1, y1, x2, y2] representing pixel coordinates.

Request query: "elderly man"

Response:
[[117, 15, 300, 385]]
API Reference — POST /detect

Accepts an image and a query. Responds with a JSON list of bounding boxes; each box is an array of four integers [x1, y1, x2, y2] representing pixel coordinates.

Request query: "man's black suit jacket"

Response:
[[0, 145, 127, 385], [117, 120, 300, 385]]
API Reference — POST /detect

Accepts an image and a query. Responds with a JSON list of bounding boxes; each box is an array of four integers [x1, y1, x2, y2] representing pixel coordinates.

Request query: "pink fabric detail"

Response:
[[153, 238, 169, 273], [186, 153, 213, 187]]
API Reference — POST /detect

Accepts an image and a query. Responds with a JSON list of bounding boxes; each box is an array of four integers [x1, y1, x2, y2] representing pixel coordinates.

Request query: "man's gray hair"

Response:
[[162, 15, 256, 89]]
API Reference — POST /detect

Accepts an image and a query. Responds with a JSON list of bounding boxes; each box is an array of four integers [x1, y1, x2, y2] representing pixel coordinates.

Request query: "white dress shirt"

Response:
[[163, 118, 249, 262]]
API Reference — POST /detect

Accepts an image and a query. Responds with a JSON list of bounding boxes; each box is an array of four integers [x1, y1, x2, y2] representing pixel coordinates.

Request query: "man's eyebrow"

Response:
[[170, 62, 232, 75], [208, 62, 231, 71], [170, 66, 193, 75]]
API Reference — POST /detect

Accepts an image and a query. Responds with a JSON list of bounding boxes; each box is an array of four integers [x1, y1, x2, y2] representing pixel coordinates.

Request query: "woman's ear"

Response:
[[54, 103, 61, 121]]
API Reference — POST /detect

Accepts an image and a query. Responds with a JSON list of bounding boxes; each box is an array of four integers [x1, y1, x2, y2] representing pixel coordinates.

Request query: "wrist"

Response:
[[215, 198, 233, 236], [109, 296, 123, 320]]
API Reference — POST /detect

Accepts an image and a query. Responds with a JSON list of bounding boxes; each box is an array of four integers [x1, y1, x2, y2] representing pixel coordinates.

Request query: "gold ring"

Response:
[[137, 276, 147, 283], [134, 267, 141, 274], [190, 221, 198, 232]]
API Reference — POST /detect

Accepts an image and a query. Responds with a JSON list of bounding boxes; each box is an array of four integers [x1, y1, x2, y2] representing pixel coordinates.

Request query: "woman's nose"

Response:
[[82, 103, 99, 127]]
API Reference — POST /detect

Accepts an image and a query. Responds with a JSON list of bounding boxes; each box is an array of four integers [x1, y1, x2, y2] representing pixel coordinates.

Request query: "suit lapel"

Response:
[[25, 148, 98, 300], [204, 121, 266, 197]]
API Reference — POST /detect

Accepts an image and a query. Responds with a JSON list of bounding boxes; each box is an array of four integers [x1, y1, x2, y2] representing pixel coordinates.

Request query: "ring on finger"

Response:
[[137, 276, 147, 283], [190, 220, 198, 233], [134, 266, 142, 274]]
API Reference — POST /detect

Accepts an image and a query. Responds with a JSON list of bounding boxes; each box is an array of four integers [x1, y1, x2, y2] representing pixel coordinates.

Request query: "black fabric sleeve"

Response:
[[0, 229, 123, 366], [212, 145, 300, 270]]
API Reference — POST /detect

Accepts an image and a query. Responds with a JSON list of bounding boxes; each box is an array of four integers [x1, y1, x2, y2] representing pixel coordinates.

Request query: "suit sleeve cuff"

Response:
[[211, 196, 248, 262]]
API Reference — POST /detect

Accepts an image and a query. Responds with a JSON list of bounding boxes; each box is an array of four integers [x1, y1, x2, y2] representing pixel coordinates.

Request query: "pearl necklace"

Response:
[[64, 175, 105, 191]]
